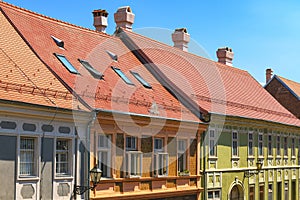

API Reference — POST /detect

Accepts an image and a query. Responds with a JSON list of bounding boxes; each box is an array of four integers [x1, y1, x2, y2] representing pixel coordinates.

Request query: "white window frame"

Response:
[[268, 134, 273, 157], [248, 132, 254, 156], [177, 139, 187, 173], [55, 138, 72, 176], [207, 190, 221, 200], [209, 129, 217, 157], [277, 135, 281, 157], [154, 138, 163, 152], [126, 136, 137, 150], [98, 134, 111, 178], [126, 151, 142, 178], [232, 131, 238, 157], [284, 137, 288, 157], [258, 133, 263, 157], [19, 136, 38, 178], [291, 137, 295, 158], [154, 152, 169, 177]]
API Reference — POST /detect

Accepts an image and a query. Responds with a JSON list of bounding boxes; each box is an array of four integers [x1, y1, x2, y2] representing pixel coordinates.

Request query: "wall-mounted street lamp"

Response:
[[244, 159, 263, 178], [74, 166, 102, 195]]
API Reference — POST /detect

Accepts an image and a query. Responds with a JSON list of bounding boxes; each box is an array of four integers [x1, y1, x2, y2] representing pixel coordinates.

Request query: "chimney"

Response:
[[216, 47, 234, 66], [171, 28, 190, 52], [93, 9, 108, 33], [114, 6, 135, 31], [266, 68, 273, 83]]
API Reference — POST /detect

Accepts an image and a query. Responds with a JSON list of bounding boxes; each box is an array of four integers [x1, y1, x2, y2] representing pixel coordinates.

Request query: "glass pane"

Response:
[[56, 54, 78, 74], [131, 71, 152, 88], [112, 67, 134, 85]]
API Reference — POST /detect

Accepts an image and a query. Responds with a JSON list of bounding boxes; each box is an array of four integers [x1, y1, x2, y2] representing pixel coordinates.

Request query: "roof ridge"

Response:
[[125, 29, 249, 75], [0, 1, 111, 37], [277, 75, 300, 85]]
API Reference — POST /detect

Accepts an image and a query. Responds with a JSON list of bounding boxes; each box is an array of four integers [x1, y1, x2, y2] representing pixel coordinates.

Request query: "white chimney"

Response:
[[114, 6, 135, 31], [93, 9, 108, 33], [171, 28, 190, 52], [266, 68, 273, 83], [216, 47, 234, 66]]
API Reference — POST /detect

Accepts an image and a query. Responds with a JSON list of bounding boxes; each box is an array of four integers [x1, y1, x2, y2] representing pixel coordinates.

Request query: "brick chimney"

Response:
[[93, 9, 108, 33], [114, 6, 135, 31], [266, 68, 273, 83], [171, 28, 190, 52], [216, 47, 234, 66]]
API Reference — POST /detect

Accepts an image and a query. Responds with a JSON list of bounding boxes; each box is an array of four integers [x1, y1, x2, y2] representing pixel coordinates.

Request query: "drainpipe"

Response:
[[202, 130, 207, 200], [85, 111, 98, 200]]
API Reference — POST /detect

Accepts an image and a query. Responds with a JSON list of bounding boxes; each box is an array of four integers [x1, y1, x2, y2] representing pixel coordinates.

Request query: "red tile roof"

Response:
[[120, 29, 300, 126], [276, 76, 300, 99], [0, 3, 87, 111], [0, 2, 199, 122]]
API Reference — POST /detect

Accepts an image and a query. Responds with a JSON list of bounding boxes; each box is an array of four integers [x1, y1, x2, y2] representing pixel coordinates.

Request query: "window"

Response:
[[177, 139, 187, 173], [79, 59, 103, 79], [298, 139, 300, 165], [268, 184, 273, 200], [126, 151, 142, 177], [209, 130, 217, 157], [292, 138, 295, 157], [259, 185, 264, 200], [232, 131, 238, 157], [126, 136, 137, 150], [154, 152, 169, 176], [284, 182, 288, 200], [284, 137, 288, 156], [277, 136, 281, 156], [258, 133, 263, 157], [208, 190, 221, 200], [154, 138, 163, 152], [248, 132, 254, 156], [268, 135, 273, 156], [56, 139, 71, 175], [112, 67, 134, 85], [20, 137, 36, 176], [131, 71, 152, 89], [249, 185, 255, 200], [98, 135, 111, 178], [55, 54, 78, 74]]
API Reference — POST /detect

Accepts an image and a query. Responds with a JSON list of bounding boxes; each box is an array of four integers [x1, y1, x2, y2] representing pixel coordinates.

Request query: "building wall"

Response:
[[0, 104, 89, 200], [265, 79, 300, 119], [0, 135, 16, 200], [203, 115, 300, 200], [91, 112, 206, 200]]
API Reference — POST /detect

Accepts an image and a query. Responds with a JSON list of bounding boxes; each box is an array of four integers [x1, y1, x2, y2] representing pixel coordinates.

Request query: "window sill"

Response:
[[267, 156, 274, 159], [18, 176, 39, 181], [54, 175, 73, 180], [208, 156, 218, 160], [231, 157, 240, 160], [247, 156, 255, 159]]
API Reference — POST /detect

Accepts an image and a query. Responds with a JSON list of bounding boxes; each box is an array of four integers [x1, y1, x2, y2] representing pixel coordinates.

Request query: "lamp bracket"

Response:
[[74, 185, 96, 195]]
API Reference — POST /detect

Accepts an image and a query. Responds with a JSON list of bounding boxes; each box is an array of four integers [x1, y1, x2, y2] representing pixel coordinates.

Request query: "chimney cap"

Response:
[[92, 9, 108, 17], [174, 28, 188, 33], [216, 47, 234, 66], [116, 6, 132, 13]]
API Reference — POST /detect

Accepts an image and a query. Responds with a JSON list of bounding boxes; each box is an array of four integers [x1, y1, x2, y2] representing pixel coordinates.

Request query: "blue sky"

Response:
[[5, 0, 300, 84]]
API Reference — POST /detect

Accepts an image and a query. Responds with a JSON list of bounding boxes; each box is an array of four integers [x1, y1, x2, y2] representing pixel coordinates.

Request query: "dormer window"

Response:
[[79, 59, 103, 79], [54, 54, 78, 74], [131, 71, 152, 89], [106, 50, 118, 62], [111, 66, 134, 85], [51, 35, 64, 48]]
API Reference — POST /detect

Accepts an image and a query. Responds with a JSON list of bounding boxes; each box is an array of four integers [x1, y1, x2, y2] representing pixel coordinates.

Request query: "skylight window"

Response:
[[111, 67, 134, 85], [131, 71, 152, 89], [54, 54, 78, 74], [79, 59, 103, 79], [106, 50, 118, 62]]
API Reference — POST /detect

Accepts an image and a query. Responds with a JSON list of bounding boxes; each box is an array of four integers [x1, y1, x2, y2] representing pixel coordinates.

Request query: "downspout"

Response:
[[85, 111, 98, 200], [202, 130, 207, 200]]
